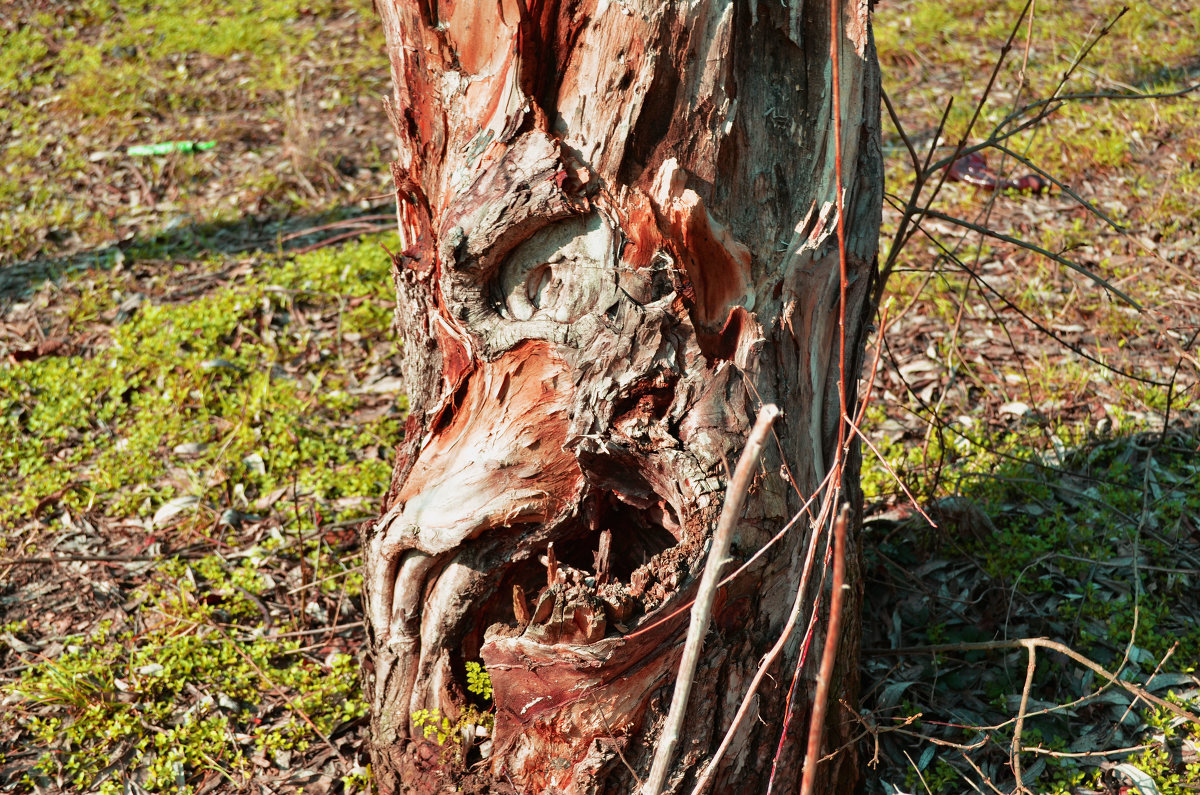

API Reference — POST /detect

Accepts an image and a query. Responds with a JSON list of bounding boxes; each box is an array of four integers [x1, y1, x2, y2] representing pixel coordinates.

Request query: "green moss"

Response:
[[0, 233, 401, 528], [16, 555, 367, 793]]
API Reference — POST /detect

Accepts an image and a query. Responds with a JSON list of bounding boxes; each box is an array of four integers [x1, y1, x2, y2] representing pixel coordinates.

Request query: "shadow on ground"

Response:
[[860, 422, 1200, 793], [0, 203, 395, 302]]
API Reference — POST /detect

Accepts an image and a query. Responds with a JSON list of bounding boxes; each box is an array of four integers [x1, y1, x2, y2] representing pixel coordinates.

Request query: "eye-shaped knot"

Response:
[[496, 214, 621, 324]]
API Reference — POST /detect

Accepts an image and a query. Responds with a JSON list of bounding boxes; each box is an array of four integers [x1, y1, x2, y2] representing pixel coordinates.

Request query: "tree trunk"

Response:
[[361, 1, 882, 793]]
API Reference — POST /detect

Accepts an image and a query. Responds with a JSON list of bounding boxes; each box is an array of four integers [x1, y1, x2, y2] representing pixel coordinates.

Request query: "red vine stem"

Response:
[[779, 2, 851, 791]]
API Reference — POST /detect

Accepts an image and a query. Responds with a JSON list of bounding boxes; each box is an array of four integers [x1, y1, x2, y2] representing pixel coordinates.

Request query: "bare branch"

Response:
[[642, 405, 781, 795]]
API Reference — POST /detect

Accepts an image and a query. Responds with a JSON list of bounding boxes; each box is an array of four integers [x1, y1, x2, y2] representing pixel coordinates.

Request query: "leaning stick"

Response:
[[641, 404, 781, 795]]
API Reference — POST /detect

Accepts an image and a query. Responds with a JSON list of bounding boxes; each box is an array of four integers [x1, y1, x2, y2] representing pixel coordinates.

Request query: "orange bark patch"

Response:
[[431, 314, 473, 398], [651, 161, 753, 332], [618, 191, 665, 270], [440, 0, 521, 75], [696, 305, 756, 363], [670, 194, 752, 330], [482, 607, 688, 791], [396, 341, 582, 540]]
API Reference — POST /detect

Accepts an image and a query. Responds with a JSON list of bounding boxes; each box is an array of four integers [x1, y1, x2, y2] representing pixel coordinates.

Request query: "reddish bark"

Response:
[[363, 1, 882, 792]]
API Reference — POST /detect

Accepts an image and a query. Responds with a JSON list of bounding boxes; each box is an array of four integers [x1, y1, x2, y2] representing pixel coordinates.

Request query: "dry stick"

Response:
[[585, 691, 644, 789], [1011, 643, 1038, 794], [935, 214, 1198, 425], [625, 466, 838, 645], [983, 84, 1200, 155], [895, 213, 1169, 386], [1119, 643, 1179, 731], [845, 418, 937, 529], [1023, 743, 1156, 761], [897, 0, 1034, 270], [903, 751, 935, 795], [0, 548, 212, 565], [210, 622, 348, 762], [236, 621, 364, 641], [767, 498, 840, 793], [279, 214, 394, 242], [290, 225, 395, 255], [641, 404, 781, 795], [841, 305, 941, 523], [959, 750, 1008, 795], [798, 507, 849, 795], [875, 95, 953, 303], [689, 488, 837, 795]]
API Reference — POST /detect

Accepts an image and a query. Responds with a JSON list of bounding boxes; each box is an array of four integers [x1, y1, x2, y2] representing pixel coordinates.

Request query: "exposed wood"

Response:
[[362, 0, 883, 792]]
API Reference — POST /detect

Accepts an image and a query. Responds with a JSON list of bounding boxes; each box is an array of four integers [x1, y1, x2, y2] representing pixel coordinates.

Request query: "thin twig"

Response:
[[987, 142, 1126, 232], [986, 83, 1200, 146], [785, 5, 853, 786], [904, 751, 935, 795], [279, 214, 394, 242], [689, 478, 839, 795], [234, 621, 364, 642], [920, 208, 1142, 308], [845, 417, 937, 529], [210, 622, 348, 762], [799, 507, 850, 795], [641, 404, 781, 795], [286, 565, 360, 595], [897, 1, 1034, 266], [290, 225, 395, 255], [0, 546, 212, 565], [624, 466, 838, 645], [585, 691, 644, 788], [867, 637, 1200, 726], [877, 97, 953, 304], [1020, 743, 1155, 760], [881, 88, 921, 173], [959, 750, 1008, 795], [1010, 643, 1037, 793], [892, 211, 1171, 385], [770, 496, 841, 789]]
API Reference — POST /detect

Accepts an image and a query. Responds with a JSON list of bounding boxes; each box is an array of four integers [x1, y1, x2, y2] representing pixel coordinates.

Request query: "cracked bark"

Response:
[[362, 1, 882, 792]]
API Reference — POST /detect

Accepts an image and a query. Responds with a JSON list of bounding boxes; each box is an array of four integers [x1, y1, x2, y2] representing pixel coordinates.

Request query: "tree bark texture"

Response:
[[362, 1, 882, 792]]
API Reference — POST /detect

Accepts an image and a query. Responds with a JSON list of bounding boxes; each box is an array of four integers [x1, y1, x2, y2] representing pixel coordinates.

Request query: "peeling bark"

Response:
[[363, 1, 882, 792]]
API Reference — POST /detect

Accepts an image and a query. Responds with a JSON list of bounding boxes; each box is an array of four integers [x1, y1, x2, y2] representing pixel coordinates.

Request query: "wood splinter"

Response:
[[544, 542, 559, 588], [594, 529, 612, 586], [512, 584, 530, 626]]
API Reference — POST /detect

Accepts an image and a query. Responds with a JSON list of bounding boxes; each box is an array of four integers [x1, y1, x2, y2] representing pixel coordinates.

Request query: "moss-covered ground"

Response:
[[1, 1, 396, 790], [0, 230, 400, 791]]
